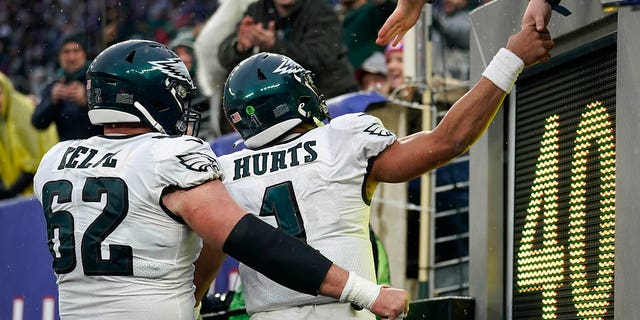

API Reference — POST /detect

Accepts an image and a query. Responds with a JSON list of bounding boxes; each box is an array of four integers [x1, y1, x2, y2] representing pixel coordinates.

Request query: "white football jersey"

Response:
[[33, 133, 223, 320], [218, 113, 396, 316]]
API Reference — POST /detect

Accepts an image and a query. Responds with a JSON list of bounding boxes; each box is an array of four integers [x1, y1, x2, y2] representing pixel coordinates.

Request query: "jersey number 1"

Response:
[[259, 181, 307, 242], [42, 177, 133, 276]]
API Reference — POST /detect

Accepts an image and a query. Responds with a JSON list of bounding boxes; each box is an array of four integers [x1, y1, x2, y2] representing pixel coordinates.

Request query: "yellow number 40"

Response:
[[516, 101, 616, 320]]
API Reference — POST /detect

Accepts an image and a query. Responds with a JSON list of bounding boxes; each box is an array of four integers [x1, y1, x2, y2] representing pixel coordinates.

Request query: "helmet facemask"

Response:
[[166, 78, 200, 136], [299, 70, 329, 127], [175, 102, 201, 137]]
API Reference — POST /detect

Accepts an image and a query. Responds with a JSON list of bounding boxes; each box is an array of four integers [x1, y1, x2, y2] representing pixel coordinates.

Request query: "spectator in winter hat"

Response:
[[32, 32, 102, 141]]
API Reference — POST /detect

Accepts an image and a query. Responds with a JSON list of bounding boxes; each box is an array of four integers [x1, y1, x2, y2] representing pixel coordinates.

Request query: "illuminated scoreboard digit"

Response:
[[512, 36, 616, 319]]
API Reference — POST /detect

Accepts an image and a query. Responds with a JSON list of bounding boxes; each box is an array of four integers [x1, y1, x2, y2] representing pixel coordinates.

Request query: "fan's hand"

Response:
[[376, 0, 430, 46]]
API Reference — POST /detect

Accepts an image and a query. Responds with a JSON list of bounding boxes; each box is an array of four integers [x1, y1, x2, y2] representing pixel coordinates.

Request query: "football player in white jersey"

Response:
[[33, 39, 409, 320], [217, 16, 554, 320]]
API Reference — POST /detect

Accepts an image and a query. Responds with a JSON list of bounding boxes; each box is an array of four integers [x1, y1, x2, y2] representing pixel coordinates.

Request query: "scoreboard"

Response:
[[512, 35, 617, 319]]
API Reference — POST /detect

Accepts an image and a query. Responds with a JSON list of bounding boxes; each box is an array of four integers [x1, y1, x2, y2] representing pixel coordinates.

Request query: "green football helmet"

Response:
[[86, 39, 199, 136], [222, 52, 329, 148]]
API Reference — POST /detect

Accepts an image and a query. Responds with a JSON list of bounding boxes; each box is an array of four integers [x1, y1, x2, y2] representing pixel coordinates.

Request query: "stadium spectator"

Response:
[[170, 31, 198, 78], [218, 8, 553, 316], [194, 0, 254, 139], [169, 30, 213, 141], [0, 0, 219, 95], [384, 40, 421, 103], [338, 0, 395, 71], [355, 51, 389, 93], [33, 39, 409, 320], [217, 0, 359, 99], [0, 71, 57, 200], [31, 32, 102, 141], [102, 2, 136, 48], [376, 0, 553, 46], [432, 0, 472, 80]]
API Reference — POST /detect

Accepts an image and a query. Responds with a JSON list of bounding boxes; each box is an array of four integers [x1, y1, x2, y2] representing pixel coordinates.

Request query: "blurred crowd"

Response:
[[0, 0, 487, 201], [0, 0, 218, 94]]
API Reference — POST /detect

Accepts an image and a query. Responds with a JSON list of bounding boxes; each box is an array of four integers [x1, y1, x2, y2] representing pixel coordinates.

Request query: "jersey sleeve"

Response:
[[329, 113, 397, 163], [154, 136, 224, 189]]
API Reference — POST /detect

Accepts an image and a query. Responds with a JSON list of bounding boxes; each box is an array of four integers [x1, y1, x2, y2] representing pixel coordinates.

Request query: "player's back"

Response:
[[34, 133, 218, 319], [218, 113, 396, 317]]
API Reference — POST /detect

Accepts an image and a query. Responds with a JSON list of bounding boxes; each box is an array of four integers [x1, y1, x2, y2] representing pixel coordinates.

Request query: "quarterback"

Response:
[[33, 40, 409, 320], [218, 15, 554, 320]]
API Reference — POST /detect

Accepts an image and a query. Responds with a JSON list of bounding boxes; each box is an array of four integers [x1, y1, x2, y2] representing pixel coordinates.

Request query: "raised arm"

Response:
[[376, 0, 555, 46], [163, 179, 410, 318], [371, 25, 554, 183]]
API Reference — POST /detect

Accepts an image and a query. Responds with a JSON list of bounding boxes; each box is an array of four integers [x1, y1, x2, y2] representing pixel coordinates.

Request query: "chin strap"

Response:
[[134, 101, 166, 134]]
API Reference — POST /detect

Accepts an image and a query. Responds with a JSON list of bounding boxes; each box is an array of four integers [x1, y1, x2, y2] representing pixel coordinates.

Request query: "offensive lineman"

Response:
[[33, 39, 409, 319], [216, 10, 554, 320]]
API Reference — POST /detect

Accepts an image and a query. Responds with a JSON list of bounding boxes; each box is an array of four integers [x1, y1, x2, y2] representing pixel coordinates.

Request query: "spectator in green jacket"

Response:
[[339, 0, 395, 71]]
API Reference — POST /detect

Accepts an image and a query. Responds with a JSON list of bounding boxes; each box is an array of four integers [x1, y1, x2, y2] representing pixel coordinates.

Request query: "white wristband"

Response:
[[482, 48, 524, 93], [339, 271, 382, 310]]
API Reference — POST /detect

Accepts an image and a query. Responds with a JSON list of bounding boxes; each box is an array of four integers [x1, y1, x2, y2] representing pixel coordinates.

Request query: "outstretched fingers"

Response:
[[377, 15, 404, 45], [376, 0, 427, 46]]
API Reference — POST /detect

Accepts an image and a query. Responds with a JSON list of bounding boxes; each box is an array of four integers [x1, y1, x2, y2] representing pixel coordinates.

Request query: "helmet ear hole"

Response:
[[298, 96, 311, 106]]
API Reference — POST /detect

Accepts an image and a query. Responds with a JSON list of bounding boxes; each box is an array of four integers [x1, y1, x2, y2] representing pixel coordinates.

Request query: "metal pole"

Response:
[[418, 3, 433, 300]]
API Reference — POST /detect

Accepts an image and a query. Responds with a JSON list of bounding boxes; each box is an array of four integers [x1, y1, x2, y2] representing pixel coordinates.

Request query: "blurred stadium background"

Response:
[[2, 0, 640, 319]]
